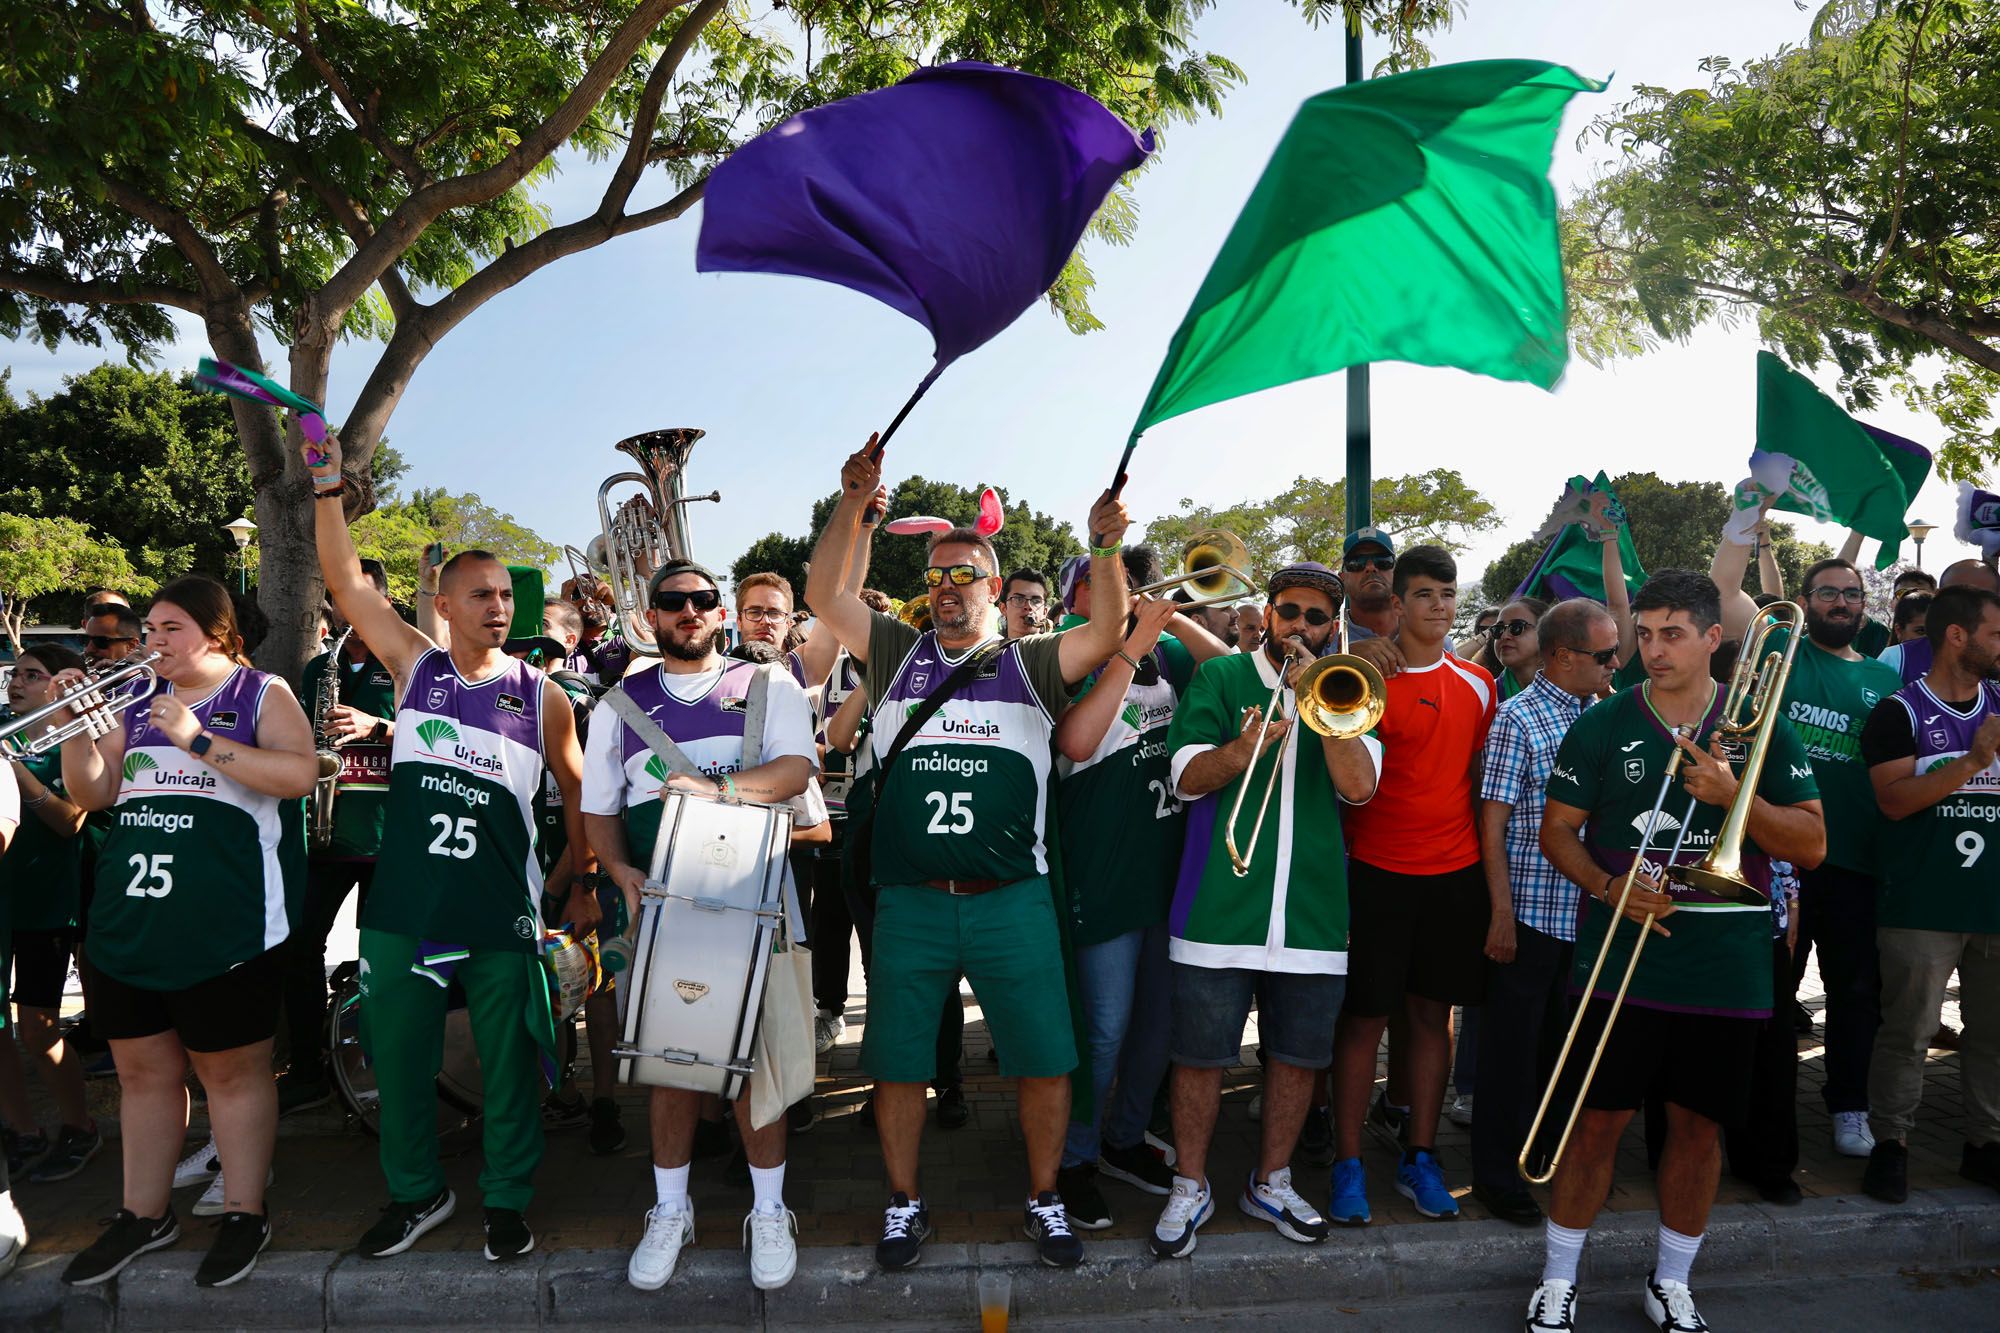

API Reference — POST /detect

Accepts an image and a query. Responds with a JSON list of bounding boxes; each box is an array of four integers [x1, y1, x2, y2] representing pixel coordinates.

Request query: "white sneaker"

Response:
[[1642, 1272, 1711, 1332], [1832, 1110, 1876, 1158], [1449, 1094, 1475, 1128], [194, 1166, 276, 1217], [1148, 1175, 1213, 1259], [814, 1011, 845, 1055], [0, 1190, 26, 1280], [1247, 1093, 1263, 1122], [172, 1136, 219, 1189], [744, 1206, 798, 1290], [1524, 1277, 1577, 1330], [628, 1202, 695, 1291]]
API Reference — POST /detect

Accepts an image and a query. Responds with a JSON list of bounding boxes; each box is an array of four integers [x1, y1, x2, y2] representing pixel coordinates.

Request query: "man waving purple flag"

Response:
[[696, 61, 1154, 377]]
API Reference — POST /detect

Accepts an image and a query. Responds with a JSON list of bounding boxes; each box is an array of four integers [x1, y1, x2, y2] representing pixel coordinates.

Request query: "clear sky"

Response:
[[5, 0, 1991, 585]]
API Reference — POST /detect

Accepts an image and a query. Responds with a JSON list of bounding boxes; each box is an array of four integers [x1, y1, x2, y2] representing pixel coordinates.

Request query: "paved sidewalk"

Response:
[[5, 949, 1994, 1323]]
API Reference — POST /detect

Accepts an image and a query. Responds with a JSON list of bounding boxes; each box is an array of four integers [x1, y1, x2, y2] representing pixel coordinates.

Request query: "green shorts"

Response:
[[861, 877, 1078, 1082]]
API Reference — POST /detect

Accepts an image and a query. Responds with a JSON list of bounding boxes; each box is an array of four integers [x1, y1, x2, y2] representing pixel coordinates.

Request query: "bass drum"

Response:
[[327, 966, 485, 1155]]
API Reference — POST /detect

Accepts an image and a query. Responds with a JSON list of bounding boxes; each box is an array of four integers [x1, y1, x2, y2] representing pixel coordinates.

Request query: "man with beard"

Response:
[[1171, 590, 1237, 648], [1878, 559, 2000, 683], [1859, 585, 2000, 1205], [582, 561, 818, 1293], [1148, 564, 1381, 1258], [803, 441, 1133, 1272]]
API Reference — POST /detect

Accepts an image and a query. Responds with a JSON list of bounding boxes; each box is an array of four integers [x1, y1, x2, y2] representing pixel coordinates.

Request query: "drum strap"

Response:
[[602, 685, 705, 779]]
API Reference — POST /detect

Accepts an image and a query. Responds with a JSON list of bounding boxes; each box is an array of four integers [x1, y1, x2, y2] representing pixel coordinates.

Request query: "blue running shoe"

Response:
[[1328, 1157, 1370, 1226], [1396, 1150, 1460, 1219]]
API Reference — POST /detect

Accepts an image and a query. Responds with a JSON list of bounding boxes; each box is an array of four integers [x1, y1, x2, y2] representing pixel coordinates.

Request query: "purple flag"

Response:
[[696, 61, 1153, 374]]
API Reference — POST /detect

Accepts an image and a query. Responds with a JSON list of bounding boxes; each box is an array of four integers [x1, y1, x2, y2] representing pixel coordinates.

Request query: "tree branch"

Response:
[[0, 266, 204, 314], [1842, 275, 2000, 375], [598, 0, 725, 223], [242, 0, 432, 189], [96, 174, 241, 301], [309, 0, 691, 336]]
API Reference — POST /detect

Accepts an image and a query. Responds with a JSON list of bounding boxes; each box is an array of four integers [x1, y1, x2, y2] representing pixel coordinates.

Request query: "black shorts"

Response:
[[8, 928, 75, 1010], [1341, 859, 1490, 1017], [87, 946, 285, 1053], [1562, 996, 1759, 1128]]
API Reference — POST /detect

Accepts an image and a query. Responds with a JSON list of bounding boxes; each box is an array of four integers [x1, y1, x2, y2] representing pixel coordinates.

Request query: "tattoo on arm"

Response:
[[210, 750, 237, 765]]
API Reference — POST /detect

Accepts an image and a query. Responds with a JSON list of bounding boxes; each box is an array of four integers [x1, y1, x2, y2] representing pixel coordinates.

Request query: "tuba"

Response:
[[308, 626, 352, 853], [592, 429, 722, 657]]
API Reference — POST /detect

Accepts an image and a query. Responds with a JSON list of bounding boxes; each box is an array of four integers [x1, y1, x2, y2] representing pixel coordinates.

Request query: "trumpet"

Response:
[[1134, 529, 1256, 609], [592, 429, 723, 658], [1517, 599, 1805, 1185], [1223, 617, 1386, 877], [0, 652, 163, 760]]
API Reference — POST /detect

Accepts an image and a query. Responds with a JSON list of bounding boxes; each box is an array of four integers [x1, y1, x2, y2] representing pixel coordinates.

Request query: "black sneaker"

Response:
[[876, 1192, 931, 1270], [1056, 1163, 1113, 1230], [62, 1208, 180, 1286], [1099, 1139, 1176, 1195], [1367, 1091, 1410, 1151], [1024, 1190, 1083, 1268], [30, 1124, 102, 1182], [935, 1084, 969, 1131], [483, 1207, 534, 1261], [194, 1210, 271, 1287], [1960, 1140, 2000, 1192], [357, 1187, 456, 1258], [541, 1091, 590, 1130], [3, 1129, 49, 1178], [692, 1116, 730, 1160], [1300, 1104, 1335, 1167], [589, 1097, 627, 1156], [276, 1073, 334, 1117], [1863, 1140, 1908, 1204]]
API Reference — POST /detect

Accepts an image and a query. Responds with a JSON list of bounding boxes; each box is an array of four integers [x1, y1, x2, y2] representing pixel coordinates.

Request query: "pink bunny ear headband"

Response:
[[883, 487, 1005, 537]]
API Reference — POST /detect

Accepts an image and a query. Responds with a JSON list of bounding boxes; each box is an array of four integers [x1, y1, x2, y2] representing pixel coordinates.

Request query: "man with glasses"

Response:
[[80, 605, 143, 670], [583, 561, 818, 1293], [803, 441, 1133, 1272], [1719, 555, 1903, 1166], [1149, 563, 1381, 1258], [1001, 569, 1053, 639], [1470, 600, 1619, 1225]]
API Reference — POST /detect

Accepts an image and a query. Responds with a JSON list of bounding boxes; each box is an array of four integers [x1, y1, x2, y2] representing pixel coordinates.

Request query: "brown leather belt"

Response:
[[921, 877, 1016, 896]]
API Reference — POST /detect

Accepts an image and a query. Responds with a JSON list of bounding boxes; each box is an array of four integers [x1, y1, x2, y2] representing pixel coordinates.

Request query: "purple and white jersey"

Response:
[[1875, 676, 2000, 932]]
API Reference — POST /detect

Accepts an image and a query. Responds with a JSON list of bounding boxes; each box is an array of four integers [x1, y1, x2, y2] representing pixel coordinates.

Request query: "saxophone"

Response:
[[309, 626, 354, 853]]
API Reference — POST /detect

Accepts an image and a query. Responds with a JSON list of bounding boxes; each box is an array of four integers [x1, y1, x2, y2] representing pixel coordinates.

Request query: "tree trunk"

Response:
[[252, 476, 327, 682], [2, 601, 23, 660]]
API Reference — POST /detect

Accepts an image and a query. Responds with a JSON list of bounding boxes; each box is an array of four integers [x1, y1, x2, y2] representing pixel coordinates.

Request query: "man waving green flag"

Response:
[[1130, 60, 1604, 441]]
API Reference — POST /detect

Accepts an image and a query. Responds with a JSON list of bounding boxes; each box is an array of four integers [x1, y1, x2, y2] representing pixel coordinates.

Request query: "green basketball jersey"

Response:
[[1546, 684, 1819, 1016], [90, 667, 291, 989], [1, 753, 81, 932], [1770, 630, 1900, 872], [366, 649, 547, 954]]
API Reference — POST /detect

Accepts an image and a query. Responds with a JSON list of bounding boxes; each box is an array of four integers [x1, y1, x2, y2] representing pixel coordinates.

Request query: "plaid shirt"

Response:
[[1480, 672, 1590, 942]]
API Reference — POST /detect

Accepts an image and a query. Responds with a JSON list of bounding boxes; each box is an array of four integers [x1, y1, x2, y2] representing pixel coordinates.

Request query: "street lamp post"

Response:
[[1907, 518, 1937, 569], [223, 515, 258, 594]]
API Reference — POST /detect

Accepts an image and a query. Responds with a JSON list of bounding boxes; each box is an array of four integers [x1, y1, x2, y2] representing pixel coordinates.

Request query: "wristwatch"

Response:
[[189, 732, 215, 758]]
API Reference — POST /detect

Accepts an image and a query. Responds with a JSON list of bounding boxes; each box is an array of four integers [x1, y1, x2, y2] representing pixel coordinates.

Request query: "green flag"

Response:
[[1513, 472, 1646, 603], [1130, 60, 1603, 440], [1753, 352, 1925, 569]]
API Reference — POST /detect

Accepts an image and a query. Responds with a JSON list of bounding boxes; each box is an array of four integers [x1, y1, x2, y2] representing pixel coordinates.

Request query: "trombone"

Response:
[[0, 652, 163, 760], [1223, 615, 1387, 877], [1518, 599, 1806, 1184], [1134, 529, 1256, 609]]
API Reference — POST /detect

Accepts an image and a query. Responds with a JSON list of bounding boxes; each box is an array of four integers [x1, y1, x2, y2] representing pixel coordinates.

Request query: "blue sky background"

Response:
[[4, 0, 1989, 584]]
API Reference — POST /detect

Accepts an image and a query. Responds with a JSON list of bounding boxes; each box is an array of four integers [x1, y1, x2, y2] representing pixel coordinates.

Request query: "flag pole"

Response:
[[863, 368, 943, 522], [1344, 25, 1372, 536]]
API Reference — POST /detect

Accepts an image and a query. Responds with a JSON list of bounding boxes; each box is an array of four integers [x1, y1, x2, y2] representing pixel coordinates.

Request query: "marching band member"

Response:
[[54, 577, 318, 1289], [1525, 571, 1824, 1333], [1001, 568, 1053, 639], [0, 762, 23, 1279], [804, 442, 1132, 1273], [1151, 563, 1380, 1258], [305, 436, 592, 1265], [581, 560, 817, 1293]]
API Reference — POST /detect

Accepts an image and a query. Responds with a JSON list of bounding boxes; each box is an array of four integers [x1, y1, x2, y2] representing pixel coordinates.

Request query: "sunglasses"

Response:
[[925, 564, 985, 588], [87, 635, 137, 650], [1568, 646, 1619, 666], [1498, 619, 1535, 638], [1272, 603, 1334, 627], [651, 588, 721, 614], [1343, 555, 1395, 573]]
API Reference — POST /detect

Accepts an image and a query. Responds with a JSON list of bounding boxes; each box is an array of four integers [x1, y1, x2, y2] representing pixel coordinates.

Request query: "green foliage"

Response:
[[0, 513, 156, 654], [1142, 470, 1502, 582], [1478, 472, 1833, 603], [1565, 0, 2000, 477], [0, 363, 251, 607], [735, 477, 1085, 608], [341, 489, 559, 605]]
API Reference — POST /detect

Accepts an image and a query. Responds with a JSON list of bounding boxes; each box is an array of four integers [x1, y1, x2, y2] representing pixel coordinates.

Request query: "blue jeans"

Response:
[[1062, 923, 1173, 1167]]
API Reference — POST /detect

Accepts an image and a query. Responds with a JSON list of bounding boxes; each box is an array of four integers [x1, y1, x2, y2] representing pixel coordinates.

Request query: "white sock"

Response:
[[1655, 1224, 1702, 1287], [653, 1163, 690, 1214], [1541, 1220, 1589, 1285], [749, 1163, 787, 1215]]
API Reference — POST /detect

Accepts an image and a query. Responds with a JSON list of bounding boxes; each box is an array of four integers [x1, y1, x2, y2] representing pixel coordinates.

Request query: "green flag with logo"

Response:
[[1130, 60, 1604, 440], [1753, 352, 1927, 568]]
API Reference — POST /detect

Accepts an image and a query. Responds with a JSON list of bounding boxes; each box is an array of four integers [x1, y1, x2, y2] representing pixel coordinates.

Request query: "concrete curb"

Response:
[[6, 1189, 1996, 1329]]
